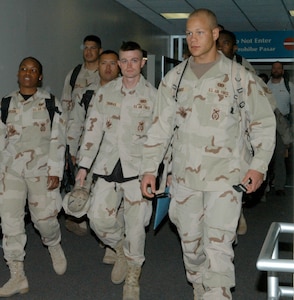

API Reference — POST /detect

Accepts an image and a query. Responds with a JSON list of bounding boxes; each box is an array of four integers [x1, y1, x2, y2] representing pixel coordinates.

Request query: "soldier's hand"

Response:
[[242, 169, 264, 193], [47, 176, 59, 190], [140, 173, 156, 198], [76, 168, 87, 187]]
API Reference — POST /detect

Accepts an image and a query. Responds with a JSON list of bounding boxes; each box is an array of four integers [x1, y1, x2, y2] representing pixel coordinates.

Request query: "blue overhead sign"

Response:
[[235, 31, 294, 60]]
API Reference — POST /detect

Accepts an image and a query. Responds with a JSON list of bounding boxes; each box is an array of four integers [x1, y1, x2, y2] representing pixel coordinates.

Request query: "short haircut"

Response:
[[218, 29, 237, 45], [120, 41, 143, 56], [99, 49, 119, 60], [189, 8, 218, 29], [83, 35, 102, 48], [19, 56, 43, 75], [272, 61, 284, 69]]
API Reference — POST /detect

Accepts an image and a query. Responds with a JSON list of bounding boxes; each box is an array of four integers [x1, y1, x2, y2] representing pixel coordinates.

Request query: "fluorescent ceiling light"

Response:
[[290, 10, 294, 16], [161, 13, 190, 19]]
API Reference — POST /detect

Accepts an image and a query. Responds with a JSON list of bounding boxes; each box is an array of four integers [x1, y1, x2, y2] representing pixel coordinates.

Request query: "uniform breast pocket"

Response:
[[197, 100, 232, 129], [33, 107, 51, 133], [130, 108, 153, 144]]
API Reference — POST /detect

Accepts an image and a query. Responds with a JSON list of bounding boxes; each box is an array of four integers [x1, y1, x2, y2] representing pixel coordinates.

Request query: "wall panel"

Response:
[[0, 0, 169, 98]]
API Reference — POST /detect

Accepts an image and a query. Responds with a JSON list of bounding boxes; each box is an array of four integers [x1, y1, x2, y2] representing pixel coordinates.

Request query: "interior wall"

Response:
[[0, 0, 169, 98]]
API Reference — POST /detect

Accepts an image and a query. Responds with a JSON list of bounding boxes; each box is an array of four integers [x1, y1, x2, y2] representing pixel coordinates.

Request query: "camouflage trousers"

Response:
[[169, 181, 242, 300], [88, 178, 152, 265], [0, 172, 62, 262]]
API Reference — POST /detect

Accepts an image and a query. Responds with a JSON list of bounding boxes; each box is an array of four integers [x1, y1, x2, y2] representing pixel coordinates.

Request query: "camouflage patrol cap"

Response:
[[63, 185, 90, 218]]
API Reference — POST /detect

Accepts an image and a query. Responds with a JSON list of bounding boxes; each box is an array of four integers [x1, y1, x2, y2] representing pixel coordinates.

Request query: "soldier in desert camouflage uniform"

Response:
[[61, 34, 102, 115], [217, 29, 256, 74], [0, 57, 67, 297], [65, 49, 121, 264], [61, 34, 102, 236], [76, 41, 157, 300], [67, 50, 120, 164], [140, 9, 276, 300]]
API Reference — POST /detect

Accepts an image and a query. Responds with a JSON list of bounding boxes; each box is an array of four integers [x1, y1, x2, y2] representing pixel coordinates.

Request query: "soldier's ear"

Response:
[[140, 59, 146, 69], [212, 27, 219, 42]]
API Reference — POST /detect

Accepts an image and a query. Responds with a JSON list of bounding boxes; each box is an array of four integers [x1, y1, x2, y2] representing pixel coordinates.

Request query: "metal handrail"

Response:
[[256, 222, 294, 299]]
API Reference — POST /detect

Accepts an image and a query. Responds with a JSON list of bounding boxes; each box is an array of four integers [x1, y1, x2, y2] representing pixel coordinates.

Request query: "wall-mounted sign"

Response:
[[235, 31, 294, 60]]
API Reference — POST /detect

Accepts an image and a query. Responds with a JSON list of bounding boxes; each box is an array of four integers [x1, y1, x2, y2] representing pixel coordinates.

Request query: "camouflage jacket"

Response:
[[0, 89, 66, 179], [61, 64, 100, 115], [141, 54, 276, 191], [67, 82, 100, 157], [78, 75, 157, 178]]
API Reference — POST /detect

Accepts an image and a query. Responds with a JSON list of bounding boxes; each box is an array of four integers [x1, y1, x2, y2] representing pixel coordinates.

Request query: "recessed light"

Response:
[[289, 10, 294, 16], [160, 13, 190, 19]]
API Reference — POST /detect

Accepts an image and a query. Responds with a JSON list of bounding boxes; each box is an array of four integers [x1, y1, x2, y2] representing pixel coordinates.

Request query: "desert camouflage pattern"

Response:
[[63, 183, 91, 218], [0, 175, 62, 261], [169, 180, 242, 299], [141, 54, 276, 191], [88, 177, 152, 265], [78, 75, 156, 264], [0, 89, 66, 179], [79, 75, 157, 178], [0, 89, 66, 261], [67, 82, 100, 157], [64, 82, 100, 217], [140, 53, 276, 297], [62, 83, 100, 218], [234, 55, 256, 74], [61, 64, 100, 114]]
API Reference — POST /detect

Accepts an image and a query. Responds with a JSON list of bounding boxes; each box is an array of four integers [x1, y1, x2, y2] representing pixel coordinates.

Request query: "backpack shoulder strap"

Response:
[[235, 54, 243, 65], [231, 61, 254, 157], [1, 96, 12, 124], [45, 94, 61, 128], [284, 77, 290, 93], [156, 59, 189, 193], [70, 64, 82, 91], [231, 61, 243, 104], [79, 89, 95, 114], [45, 93, 56, 125], [1, 94, 60, 127], [172, 59, 189, 102]]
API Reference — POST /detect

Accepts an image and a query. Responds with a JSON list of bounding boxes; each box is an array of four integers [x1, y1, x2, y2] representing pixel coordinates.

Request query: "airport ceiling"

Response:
[[115, 0, 294, 35]]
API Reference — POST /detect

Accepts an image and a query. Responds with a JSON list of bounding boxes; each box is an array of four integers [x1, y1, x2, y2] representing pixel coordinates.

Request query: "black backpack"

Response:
[[78, 90, 95, 114], [69, 64, 82, 91], [0, 94, 60, 127], [235, 53, 243, 65]]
